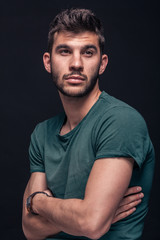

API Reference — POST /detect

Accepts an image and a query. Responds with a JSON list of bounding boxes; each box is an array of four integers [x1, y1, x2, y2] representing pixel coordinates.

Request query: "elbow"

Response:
[[22, 218, 34, 240], [22, 221, 31, 240], [22, 228, 36, 240], [79, 214, 111, 239]]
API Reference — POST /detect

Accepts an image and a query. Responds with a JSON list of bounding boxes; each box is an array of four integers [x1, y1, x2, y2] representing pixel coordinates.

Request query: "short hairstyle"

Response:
[[48, 8, 105, 54]]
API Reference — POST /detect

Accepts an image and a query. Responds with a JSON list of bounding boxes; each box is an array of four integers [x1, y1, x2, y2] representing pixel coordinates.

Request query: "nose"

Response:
[[69, 53, 83, 72]]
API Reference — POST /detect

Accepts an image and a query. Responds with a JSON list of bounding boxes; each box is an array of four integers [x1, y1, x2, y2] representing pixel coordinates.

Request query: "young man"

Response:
[[22, 8, 155, 240]]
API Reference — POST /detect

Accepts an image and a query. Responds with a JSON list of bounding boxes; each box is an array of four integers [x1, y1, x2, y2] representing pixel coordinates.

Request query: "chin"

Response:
[[61, 90, 88, 98], [56, 79, 98, 98], [58, 86, 90, 98]]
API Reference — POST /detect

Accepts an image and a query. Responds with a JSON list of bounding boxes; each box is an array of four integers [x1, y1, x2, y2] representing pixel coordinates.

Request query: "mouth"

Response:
[[64, 75, 85, 84]]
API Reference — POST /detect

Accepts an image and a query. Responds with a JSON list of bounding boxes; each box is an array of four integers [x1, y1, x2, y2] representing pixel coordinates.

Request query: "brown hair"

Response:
[[48, 8, 105, 54]]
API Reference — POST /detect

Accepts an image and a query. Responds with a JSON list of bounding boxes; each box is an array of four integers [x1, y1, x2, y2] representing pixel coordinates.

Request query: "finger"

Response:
[[124, 186, 142, 197], [116, 199, 142, 215], [112, 208, 136, 224], [120, 193, 144, 207]]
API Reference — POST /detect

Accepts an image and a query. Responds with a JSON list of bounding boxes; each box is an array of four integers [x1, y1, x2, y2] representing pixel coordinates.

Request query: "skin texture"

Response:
[[22, 31, 144, 240]]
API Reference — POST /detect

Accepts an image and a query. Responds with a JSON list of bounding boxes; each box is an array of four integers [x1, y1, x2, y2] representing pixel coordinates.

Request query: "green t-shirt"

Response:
[[29, 91, 155, 240]]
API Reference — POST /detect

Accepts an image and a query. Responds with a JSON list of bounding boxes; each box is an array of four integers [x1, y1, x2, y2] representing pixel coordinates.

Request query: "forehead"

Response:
[[53, 31, 100, 49]]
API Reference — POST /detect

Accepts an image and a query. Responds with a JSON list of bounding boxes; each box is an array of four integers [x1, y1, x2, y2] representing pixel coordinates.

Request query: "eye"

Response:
[[59, 49, 71, 56], [83, 49, 94, 57]]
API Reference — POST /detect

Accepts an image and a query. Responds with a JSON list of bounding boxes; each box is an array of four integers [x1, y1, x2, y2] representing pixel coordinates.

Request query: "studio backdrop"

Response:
[[0, 1, 159, 239]]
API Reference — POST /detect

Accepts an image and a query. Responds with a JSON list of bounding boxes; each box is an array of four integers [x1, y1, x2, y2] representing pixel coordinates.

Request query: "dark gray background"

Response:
[[0, 0, 160, 239]]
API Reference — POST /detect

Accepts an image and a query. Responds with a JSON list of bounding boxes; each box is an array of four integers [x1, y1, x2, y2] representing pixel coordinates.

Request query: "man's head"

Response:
[[47, 8, 105, 56], [43, 8, 108, 98]]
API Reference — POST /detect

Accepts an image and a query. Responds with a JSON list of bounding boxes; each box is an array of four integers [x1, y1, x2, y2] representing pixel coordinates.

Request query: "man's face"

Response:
[[44, 31, 107, 97]]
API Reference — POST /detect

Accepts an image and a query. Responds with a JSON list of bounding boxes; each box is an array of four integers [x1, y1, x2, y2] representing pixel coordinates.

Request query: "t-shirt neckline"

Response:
[[57, 91, 105, 140]]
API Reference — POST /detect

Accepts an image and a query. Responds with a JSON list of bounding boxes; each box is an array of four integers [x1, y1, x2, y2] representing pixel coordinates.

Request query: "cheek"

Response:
[[51, 58, 65, 75], [86, 60, 100, 75]]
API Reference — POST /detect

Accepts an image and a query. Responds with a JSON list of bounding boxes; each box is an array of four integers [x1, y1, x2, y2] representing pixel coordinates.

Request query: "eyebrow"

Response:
[[55, 44, 98, 52], [83, 45, 98, 52], [55, 44, 70, 51]]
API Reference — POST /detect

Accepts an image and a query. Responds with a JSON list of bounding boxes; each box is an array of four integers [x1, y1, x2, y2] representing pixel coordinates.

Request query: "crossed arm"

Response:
[[22, 157, 143, 240]]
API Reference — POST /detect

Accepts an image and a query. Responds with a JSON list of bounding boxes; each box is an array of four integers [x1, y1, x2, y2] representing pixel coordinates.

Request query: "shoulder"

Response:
[[94, 93, 152, 167], [98, 92, 147, 131], [34, 112, 65, 131], [106, 106, 146, 130], [31, 112, 65, 140]]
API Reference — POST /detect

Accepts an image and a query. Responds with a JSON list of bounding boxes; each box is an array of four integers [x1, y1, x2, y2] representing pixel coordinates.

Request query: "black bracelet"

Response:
[[26, 191, 52, 215]]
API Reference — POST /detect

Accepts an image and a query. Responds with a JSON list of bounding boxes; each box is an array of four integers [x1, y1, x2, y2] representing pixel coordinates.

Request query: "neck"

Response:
[[59, 83, 101, 133]]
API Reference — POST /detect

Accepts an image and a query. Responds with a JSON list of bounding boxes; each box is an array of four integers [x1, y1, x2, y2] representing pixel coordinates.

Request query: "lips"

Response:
[[65, 75, 85, 81], [64, 75, 85, 84]]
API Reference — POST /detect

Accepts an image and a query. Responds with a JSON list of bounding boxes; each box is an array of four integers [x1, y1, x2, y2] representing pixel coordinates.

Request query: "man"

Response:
[[22, 8, 155, 240]]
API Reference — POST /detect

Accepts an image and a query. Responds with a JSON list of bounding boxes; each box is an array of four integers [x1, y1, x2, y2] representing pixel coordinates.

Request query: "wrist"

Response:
[[26, 191, 52, 215]]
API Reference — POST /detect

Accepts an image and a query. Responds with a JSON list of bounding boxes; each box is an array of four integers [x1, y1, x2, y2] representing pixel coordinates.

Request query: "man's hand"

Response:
[[112, 186, 144, 224]]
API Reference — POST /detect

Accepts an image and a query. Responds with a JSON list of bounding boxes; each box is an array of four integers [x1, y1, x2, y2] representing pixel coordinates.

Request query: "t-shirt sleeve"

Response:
[[95, 107, 150, 168], [29, 123, 45, 173]]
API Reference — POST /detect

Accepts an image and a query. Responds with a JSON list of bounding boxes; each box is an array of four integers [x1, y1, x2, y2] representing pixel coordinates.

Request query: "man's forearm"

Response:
[[32, 194, 110, 239], [30, 186, 144, 240]]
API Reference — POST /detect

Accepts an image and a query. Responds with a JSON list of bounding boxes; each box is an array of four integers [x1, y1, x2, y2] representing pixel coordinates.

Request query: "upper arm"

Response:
[[83, 157, 134, 236], [83, 107, 147, 237], [29, 124, 45, 173], [94, 107, 148, 168]]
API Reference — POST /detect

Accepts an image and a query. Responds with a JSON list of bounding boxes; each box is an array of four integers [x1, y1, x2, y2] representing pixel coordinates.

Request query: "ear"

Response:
[[99, 54, 108, 75], [43, 52, 51, 73]]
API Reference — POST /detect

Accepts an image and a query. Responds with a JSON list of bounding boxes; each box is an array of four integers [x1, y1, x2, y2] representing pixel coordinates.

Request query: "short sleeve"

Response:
[[95, 107, 150, 168], [29, 123, 45, 173]]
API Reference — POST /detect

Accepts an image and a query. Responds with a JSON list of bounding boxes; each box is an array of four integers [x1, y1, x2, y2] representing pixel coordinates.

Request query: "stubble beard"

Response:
[[50, 67, 100, 98]]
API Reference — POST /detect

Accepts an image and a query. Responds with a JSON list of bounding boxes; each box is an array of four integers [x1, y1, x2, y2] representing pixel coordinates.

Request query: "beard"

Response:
[[50, 67, 100, 98]]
